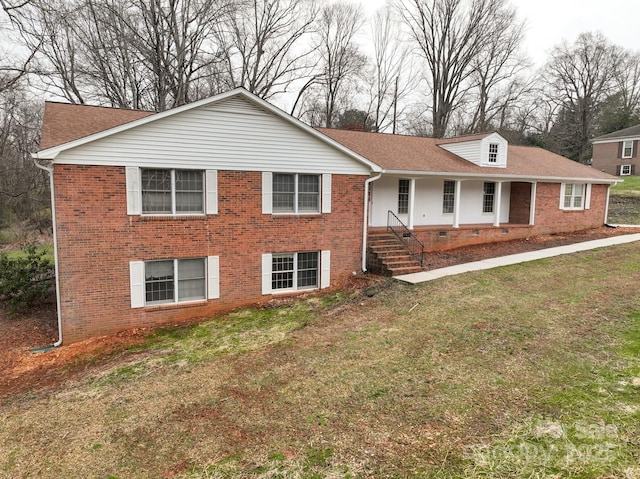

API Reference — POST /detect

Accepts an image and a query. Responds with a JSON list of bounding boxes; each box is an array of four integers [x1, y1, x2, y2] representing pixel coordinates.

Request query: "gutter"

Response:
[[33, 158, 63, 347], [362, 173, 382, 273]]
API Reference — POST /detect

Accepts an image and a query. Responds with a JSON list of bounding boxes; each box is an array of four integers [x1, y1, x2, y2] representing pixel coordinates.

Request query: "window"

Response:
[[398, 179, 409, 215], [483, 182, 496, 213], [145, 258, 206, 305], [271, 252, 318, 291], [442, 180, 455, 214], [141, 169, 203, 214], [621, 164, 632, 176], [273, 173, 320, 213], [488, 143, 499, 163], [622, 140, 633, 159], [562, 183, 585, 209]]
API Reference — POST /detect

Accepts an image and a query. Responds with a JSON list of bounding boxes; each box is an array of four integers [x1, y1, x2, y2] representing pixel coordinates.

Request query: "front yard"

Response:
[[1, 242, 639, 478]]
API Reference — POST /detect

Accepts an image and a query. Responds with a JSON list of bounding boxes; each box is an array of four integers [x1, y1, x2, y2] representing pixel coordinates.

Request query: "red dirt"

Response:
[[1, 226, 637, 402]]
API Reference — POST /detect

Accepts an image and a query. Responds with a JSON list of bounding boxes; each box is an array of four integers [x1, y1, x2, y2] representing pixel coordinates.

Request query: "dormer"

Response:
[[438, 132, 508, 168]]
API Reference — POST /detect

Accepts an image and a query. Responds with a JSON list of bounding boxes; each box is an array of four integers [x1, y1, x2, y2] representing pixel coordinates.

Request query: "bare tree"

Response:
[[216, 0, 318, 100], [394, 0, 503, 137], [297, 1, 366, 128], [544, 32, 622, 162], [365, 5, 417, 133]]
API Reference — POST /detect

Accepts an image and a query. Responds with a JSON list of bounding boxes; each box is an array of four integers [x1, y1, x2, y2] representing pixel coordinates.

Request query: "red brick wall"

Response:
[[406, 182, 609, 252], [592, 141, 639, 175], [53, 166, 367, 343]]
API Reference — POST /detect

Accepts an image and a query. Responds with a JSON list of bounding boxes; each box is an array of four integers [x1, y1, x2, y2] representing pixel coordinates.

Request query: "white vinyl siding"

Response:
[[129, 256, 219, 308], [53, 97, 371, 175], [439, 140, 482, 164]]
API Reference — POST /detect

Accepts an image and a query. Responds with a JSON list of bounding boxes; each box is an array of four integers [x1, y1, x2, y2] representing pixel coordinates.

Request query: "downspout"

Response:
[[33, 158, 63, 347], [362, 173, 382, 272]]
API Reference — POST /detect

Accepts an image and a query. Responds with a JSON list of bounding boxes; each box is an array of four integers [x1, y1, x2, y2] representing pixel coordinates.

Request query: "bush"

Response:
[[0, 245, 55, 314]]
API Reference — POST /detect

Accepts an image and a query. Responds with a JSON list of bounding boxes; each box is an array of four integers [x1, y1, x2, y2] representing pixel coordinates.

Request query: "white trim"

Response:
[[262, 172, 273, 214], [592, 136, 640, 145], [381, 169, 619, 184], [322, 173, 332, 213], [453, 180, 461, 228], [408, 179, 416, 230], [205, 170, 218, 215], [560, 183, 587, 210], [493, 181, 502, 227], [529, 182, 537, 226], [585, 183, 592, 210], [129, 261, 145, 308], [622, 140, 633, 158], [207, 256, 220, 299], [262, 253, 272, 295], [321, 250, 331, 289], [125, 167, 141, 215]]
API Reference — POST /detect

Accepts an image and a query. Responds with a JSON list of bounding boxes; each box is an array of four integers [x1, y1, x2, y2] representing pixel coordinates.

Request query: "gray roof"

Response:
[[593, 124, 640, 141]]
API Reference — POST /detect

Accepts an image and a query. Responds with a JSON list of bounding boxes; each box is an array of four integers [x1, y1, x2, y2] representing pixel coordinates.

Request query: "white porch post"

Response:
[[493, 181, 502, 227], [529, 182, 537, 225], [453, 179, 461, 228], [408, 178, 416, 230]]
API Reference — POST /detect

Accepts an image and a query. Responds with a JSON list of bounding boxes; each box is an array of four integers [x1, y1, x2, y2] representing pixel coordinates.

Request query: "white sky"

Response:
[[349, 0, 640, 67]]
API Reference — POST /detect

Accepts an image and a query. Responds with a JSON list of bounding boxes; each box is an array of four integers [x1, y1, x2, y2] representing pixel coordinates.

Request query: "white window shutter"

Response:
[[320, 250, 331, 289], [125, 167, 141, 215], [559, 183, 566, 210], [207, 256, 220, 299], [129, 261, 145, 308], [322, 173, 332, 213], [262, 172, 273, 214], [262, 253, 272, 295], [585, 184, 592, 210], [205, 170, 218, 215]]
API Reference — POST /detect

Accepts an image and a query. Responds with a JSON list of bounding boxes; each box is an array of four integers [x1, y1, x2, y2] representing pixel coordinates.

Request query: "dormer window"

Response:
[[488, 143, 499, 163]]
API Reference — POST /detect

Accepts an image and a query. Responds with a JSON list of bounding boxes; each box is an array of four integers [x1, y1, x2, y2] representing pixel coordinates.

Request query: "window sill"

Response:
[[267, 287, 318, 296], [143, 299, 208, 311], [135, 214, 209, 221], [269, 213, 323, 217]]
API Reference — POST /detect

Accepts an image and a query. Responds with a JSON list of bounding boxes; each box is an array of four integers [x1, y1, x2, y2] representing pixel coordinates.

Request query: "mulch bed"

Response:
[[1, 226, 638, 401]]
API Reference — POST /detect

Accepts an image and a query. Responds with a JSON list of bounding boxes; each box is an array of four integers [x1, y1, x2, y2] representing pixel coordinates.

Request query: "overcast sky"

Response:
[[349, 0, 640, 67]]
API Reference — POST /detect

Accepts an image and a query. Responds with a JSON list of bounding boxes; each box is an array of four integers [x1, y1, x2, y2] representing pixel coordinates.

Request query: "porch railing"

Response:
[[387, 210, 425, 267]]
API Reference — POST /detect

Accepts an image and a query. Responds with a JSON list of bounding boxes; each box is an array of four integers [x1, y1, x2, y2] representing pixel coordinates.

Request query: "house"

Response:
[[592, 125, 640, 176], [35, 88, 618, 344]]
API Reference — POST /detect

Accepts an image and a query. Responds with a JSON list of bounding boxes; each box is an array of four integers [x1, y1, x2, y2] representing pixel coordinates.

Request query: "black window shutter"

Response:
[[616, 165, 621, 175], [618, 141, 623, 158], [633, 140, 638, 158], [632, 165, 636, 175]]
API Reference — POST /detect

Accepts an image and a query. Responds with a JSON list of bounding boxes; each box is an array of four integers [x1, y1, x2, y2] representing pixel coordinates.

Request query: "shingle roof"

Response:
[[39, 102, 155, 150], [318, 128, 616, 181], [592, 124, 640, 141]]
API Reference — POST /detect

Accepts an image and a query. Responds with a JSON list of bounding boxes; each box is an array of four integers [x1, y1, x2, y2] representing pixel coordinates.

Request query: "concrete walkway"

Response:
[[395, 233, 640, 284]]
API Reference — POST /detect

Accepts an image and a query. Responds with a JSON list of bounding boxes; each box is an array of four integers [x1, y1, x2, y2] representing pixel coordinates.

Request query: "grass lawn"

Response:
[[1, 244, 640, 478], [611, 175, 640, 197], [3, 243, 54, 261]]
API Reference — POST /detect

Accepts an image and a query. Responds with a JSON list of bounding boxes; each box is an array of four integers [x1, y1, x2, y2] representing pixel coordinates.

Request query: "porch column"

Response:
[[529, 182, 537, 225], [453, 179, 462, 228], [408, 178, 416, 230], [493, 181, 503, 227]]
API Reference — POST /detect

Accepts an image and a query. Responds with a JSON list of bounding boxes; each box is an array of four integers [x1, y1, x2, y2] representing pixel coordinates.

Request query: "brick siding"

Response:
[[592, 142, 638, 176], [54, 166, 367, 343]]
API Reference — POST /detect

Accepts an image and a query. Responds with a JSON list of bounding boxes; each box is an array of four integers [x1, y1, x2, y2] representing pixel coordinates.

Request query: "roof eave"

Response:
[[381, 169, 620, 184]]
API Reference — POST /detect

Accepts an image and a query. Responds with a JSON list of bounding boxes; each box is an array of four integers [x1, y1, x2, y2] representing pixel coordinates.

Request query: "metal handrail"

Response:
[[387, 210, 425, 266]]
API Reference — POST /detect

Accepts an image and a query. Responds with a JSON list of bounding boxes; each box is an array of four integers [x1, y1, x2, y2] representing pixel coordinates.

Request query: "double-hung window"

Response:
[[272, 173, 320, 213], [271, 252, 319, 291], [621, 164, 632, 176], [622, 140, 633, 159], [562, 183, 585, 209], [488, 143, 499, 163], [397, 179, 410, 215], [144, 258, 206, 305], [442, 180, 455, 214], [141, 169, 203, 214], [483, 182, 496, 213]]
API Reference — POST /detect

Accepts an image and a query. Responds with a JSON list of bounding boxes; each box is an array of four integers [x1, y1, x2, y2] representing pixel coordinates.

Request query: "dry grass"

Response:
[[1, 244, 640, 478]]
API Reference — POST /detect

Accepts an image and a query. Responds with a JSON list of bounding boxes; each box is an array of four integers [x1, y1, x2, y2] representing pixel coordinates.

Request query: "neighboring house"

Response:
[[592, 125, 640, 176], [35, 89, 618, 344]]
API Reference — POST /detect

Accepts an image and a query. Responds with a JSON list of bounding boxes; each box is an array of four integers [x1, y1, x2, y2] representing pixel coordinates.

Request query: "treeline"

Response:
[[1, 0, 639, 232]]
